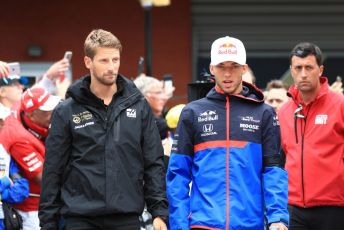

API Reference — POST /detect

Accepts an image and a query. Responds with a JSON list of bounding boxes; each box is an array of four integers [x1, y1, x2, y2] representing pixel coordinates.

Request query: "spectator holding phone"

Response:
[[0, 57, 68, 120], [0, 62, 9, 78], [0, 62, 24, 118], [34, 57, 71, 99]]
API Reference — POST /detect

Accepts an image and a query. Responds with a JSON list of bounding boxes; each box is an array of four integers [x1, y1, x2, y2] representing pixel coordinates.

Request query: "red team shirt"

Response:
[[0, 114, 44, 211]]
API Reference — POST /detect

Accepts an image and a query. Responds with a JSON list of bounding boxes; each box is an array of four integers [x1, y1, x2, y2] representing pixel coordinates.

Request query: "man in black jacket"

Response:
[[39, 29, 168, 230]]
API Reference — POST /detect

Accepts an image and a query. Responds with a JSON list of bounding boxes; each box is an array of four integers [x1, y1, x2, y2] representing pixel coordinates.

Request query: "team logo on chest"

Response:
[[126, 108, 137, 118], [72, 111, 95, 129], [201, 123, 218, 137], [315, 114, 327, 125], [198, 110, 218, 122], [239, 116, 260, 133]]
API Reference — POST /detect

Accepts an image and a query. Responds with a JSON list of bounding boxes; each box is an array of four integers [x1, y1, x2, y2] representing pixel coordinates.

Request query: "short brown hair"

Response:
[[84, 29, 122, 59], [265, 79, 289, 91]]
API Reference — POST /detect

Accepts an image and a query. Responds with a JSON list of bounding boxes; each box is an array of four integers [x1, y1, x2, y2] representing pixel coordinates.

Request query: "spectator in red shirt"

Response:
[[0, 87, 60, 230]]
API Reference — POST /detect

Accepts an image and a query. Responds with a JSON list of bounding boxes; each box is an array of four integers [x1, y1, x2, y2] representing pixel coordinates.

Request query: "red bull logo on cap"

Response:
[[218, 43, 237, 55], [219, 43, 236, 49]]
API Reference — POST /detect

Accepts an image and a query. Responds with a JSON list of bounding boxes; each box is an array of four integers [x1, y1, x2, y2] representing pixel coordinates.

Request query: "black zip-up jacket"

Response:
[[39, 75, 168, 229]]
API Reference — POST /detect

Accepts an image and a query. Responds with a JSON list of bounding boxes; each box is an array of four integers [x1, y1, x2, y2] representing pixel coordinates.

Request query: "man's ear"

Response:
[[84, 56, 92, 69], [242, 64, 248, 74], [319, 65, 324, 77], [209, 65, 214, 75]]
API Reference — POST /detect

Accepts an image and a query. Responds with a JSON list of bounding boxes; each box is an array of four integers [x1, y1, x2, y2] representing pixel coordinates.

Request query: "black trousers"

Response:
[[64, 213, 140, 230], [288, 205, 344, 230]]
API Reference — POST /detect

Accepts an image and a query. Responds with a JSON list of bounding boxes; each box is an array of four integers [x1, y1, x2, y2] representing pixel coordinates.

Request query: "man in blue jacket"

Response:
[[167, 36, 289, 230]]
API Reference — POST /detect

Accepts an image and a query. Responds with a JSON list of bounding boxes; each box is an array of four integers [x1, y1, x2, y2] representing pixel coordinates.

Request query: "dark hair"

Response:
[[265, 79, 289, 91], [290, 42, 323, 66]]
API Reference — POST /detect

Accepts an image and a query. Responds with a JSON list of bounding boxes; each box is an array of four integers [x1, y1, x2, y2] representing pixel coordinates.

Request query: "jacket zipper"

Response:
[[226, 96, 230, 230], [301, 117, 306, 207], [300, 104, 312, 207]]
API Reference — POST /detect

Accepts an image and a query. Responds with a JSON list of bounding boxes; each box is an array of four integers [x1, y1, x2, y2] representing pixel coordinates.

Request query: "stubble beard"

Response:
[[94, 72, 117, 86]]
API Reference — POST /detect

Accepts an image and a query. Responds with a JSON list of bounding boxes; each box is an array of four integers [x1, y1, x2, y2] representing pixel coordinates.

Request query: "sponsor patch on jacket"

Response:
[[72, 111, 93, 124], [315, 114, 327, 125], [241, 116, 260, 123], [23, 152, 43, 172], [239, 115, 261, 132], [126, 108, 136, 118], [201, 123, 218, 137], [72, 111, 95, 129], [198, 110, 218, 122]]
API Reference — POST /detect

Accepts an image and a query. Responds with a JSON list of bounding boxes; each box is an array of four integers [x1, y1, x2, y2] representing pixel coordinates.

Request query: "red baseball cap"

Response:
[[21, 87, 61, 112]]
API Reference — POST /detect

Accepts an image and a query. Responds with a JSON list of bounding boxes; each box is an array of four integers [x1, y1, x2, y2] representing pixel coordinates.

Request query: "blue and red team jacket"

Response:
[[167, 83, 289, 230]]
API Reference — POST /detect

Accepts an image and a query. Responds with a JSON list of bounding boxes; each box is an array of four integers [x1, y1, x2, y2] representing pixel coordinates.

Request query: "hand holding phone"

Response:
[[0, 61, 10, 77], [64, 51, 72, 62], [59, 51, 72, 82], [8, 62, 21, 78], [163, 74, 174, 99], [0, 62, 20, 86]]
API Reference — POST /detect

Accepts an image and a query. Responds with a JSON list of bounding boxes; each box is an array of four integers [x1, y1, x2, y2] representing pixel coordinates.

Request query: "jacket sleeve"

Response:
[[261, 107, 289, 226], [166, 106, 194, 230], [1, 159, 29, 204], [9, 142, 44, 180], [141, 101, 169, 220], [39, 106, 72, 230]]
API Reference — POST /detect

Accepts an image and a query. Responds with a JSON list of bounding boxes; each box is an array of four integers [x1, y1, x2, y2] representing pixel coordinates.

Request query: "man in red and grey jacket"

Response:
[[278, 42, 344, 230], [0, 87, 60, 230]]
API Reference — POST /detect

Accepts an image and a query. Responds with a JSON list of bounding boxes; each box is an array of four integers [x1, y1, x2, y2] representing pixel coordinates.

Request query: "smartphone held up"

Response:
[[163, 74, 174, 99], [59, 51, 73, 82]]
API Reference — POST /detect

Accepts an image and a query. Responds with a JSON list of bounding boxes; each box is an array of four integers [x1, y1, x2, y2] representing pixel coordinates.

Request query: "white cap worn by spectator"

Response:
[[210, 36, 246, 65], [21, 87, 61, 113]]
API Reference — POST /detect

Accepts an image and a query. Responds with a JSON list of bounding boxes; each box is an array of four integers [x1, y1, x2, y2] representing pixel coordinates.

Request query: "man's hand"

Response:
[[270, 222, 288, 230], [44, 58, 70, 81], [56, 77, 71, 99], [0, 61, 9, 77], [153, 217, 167, 230]]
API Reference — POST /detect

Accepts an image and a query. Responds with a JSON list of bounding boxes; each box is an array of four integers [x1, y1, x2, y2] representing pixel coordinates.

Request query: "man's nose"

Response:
[[300, 67, 308, 77]]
